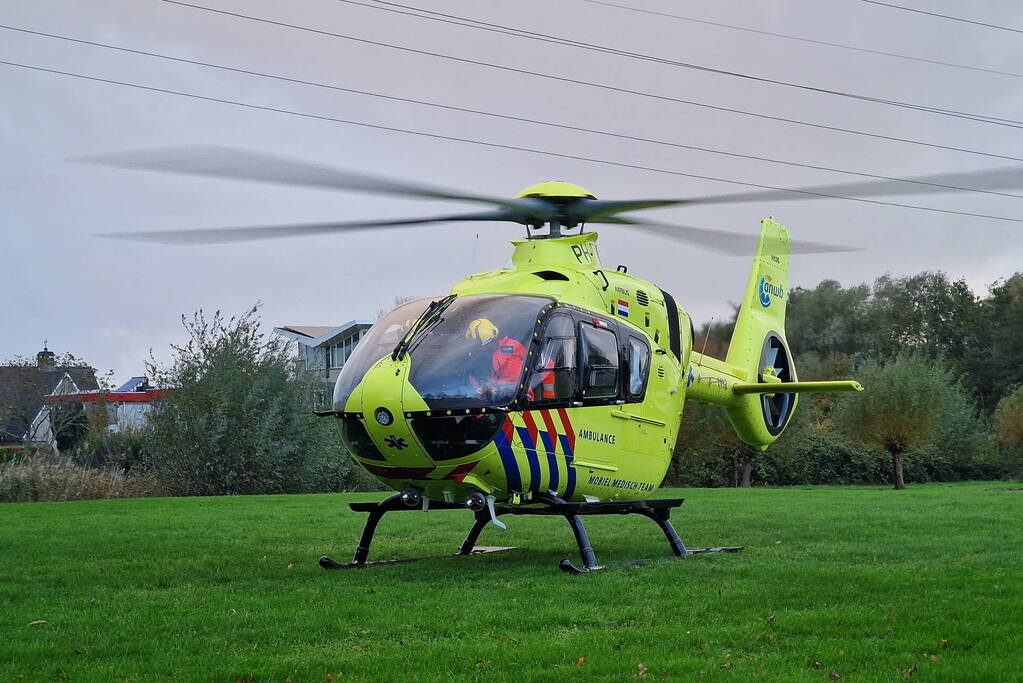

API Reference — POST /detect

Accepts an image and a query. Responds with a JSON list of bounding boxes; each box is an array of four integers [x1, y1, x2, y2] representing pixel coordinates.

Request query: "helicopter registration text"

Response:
[[571, 242, 598, 264]]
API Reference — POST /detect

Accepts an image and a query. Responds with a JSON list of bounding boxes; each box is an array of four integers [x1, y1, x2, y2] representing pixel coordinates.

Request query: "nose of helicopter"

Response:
[[357, 355, 434, 467]]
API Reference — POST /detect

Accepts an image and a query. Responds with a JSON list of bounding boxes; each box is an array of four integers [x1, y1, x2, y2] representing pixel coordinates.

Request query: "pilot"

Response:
[[466, 318, 555, 401]]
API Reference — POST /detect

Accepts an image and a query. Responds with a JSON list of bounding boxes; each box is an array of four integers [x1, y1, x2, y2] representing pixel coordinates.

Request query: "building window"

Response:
[[305, 345, 325, 371], [330, 332, 364, 369]]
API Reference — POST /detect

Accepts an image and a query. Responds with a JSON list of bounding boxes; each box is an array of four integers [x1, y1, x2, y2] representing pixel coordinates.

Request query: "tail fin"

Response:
[[723, 218, 798, 447], [725, 218, 792, 373], [684, 218, 862, 449]]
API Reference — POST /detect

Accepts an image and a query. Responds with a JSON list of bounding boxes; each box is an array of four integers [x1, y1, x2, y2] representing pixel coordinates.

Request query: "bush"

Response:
[[0, 453, 162, 503], [832, 354, 990, 489], [993, 386, 1023, 448], [757, 429, 886, 486], [74, 428, 151, 474], [144, 306, 369, 496]]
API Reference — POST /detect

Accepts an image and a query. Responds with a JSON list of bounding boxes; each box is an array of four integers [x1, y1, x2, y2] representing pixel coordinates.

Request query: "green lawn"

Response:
[[2, 483, 1021, 681]]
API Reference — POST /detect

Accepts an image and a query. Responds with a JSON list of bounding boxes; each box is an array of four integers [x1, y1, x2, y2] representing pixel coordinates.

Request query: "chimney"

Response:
[[36, 341, 56, 371]]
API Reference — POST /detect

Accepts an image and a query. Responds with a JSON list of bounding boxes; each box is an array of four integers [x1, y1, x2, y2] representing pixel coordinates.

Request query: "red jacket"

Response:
[[491, 337, 527, 383]]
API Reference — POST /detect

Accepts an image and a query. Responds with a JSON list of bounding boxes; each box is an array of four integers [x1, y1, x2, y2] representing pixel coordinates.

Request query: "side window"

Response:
[[628, 337, 650, 398], [526, 315, 576, 402], [580, 323, 619, 398]]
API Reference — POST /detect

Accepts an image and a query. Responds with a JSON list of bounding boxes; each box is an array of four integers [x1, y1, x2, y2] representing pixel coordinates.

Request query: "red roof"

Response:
[[43, 389, 170, 404]]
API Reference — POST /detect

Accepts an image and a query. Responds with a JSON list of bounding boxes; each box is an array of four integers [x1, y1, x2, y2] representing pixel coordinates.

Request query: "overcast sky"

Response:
[[3, 0, 1023, 380]]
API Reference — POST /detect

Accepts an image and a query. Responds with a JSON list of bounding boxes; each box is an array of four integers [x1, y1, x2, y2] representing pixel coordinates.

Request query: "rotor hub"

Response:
[[515, 181, 596, 200]]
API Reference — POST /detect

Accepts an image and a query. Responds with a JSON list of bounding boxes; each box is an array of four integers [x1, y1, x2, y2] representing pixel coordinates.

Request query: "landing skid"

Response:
[[318, 545, 516, 569], [319, 493, 742, 573]]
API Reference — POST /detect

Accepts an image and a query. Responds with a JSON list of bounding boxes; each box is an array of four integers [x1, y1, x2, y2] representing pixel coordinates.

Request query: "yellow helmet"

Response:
[[466, 318, 499, 344]]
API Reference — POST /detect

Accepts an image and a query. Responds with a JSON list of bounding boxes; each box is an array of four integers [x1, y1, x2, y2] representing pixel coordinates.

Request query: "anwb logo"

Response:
[[758, 275, 785, 308]]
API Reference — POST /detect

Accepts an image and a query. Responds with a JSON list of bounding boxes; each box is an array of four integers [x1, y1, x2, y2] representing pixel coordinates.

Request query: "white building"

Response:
[[274, 320, 374, 408]]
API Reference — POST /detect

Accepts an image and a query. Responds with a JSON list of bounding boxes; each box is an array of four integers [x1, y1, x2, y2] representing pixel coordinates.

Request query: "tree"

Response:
[[964, 273, 1023, 411], [833, 355, 979, 490], [786, 280, 872, 359], [145, 305, 360, 495], [867, 272, 978, 363], [993, 386, 1023, 453], [692, 307, 737, 360], [672, 402, 751, 488], [375, 295, 417, 320]]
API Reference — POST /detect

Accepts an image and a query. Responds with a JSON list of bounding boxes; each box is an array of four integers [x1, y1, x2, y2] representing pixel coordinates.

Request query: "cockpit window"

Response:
[[628, 337, 650, 397], [580, 323, 620, 398], [407, 294, 553, 410], [332, 298, 433, 410], [524, 314, 577, 403]]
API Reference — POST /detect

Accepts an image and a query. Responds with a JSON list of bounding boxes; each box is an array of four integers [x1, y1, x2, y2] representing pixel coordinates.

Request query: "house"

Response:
[[40, 376, 169, 446], [0, 345, 99, 446], [274, 320, 373, 407]]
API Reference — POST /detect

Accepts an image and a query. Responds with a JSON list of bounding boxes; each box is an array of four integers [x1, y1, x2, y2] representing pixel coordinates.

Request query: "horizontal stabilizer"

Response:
[[732, 380, 864, 395]]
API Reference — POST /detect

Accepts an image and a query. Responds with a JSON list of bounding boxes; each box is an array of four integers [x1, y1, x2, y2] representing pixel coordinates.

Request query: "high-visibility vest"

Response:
[[491, 337, 527, 384], [540, 359, 556, 399]]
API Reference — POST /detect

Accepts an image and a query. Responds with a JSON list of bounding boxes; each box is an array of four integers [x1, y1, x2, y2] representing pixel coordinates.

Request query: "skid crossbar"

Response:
[[319, 494, 740, 573]]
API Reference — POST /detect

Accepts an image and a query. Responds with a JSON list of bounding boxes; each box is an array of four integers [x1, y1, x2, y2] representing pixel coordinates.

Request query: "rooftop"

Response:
[[274, 320, 374, 348]]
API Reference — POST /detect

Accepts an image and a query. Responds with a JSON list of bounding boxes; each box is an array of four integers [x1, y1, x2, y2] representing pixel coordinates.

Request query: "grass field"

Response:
[[2, 483, 1022, 681]]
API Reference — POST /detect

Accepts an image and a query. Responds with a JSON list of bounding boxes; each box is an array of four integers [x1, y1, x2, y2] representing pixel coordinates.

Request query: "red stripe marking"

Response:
[[501, 415, 515, 442], [557, 408, 576, 452], [446, 461, 479, 483], [539, 409, 560, 453], [521, 411, 539, 448]]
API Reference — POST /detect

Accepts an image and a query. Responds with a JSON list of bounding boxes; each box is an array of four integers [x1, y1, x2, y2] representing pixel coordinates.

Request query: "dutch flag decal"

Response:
[[617, 299, 630, 317]]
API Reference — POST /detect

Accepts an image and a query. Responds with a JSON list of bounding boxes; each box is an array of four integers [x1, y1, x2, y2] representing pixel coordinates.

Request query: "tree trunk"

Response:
[[891, 449, 906, 490], [740, 451, 753, 488]]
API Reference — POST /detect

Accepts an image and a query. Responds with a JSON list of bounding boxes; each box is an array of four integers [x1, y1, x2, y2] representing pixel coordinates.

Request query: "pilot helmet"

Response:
[[466, 318, 499, 345]]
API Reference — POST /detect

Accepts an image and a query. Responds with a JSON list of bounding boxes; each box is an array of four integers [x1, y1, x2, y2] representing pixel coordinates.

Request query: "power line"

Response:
[[160, 1, 1023, 165], [344, 0, 1023, 129], [859, 0, 1023, 35], [3, 58, 1022, 225], [5, 23, 1021, 201], [579, 0, 1023, 81]]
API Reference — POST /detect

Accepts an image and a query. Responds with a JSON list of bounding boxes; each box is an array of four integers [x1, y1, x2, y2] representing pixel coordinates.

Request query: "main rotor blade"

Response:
[[595, 217, 858, 256], [678, 166, 1023, 206], [74, 145, 537, 212], [98, 210, 519, 245], [566, 198, 683, 220]]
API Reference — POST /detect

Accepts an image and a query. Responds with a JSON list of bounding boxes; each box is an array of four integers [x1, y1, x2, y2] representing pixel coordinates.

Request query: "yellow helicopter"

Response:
[[88, 146, 1017, 572]]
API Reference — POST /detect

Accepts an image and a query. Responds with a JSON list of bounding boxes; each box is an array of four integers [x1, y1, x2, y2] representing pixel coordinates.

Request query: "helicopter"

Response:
[[84, 146, 1023, 572]]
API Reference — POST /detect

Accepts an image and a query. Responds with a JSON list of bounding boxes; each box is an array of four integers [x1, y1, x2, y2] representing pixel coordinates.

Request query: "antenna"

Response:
[[696, 317, 714, 369]]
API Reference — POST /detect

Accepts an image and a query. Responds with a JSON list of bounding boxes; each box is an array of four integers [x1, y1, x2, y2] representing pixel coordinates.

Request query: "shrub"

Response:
[[75, 428, 151, 474], [0, 453, 162, 503], [144, 306, 369, 496], [993, 386, 1023, 449], [832, 354, 989, 489]]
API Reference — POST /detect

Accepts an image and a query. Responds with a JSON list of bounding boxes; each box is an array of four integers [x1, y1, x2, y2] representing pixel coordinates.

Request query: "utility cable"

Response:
[[3, 58, 1023, 224], [158, 1, 1023, 166], [578, 0, 1023, 81], [346, 0, 1023, 129], [858, 0, 1023, 35], [3, 23, 1021, 201]]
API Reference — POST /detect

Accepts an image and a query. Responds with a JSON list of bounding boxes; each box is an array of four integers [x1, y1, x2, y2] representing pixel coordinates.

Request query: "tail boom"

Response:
[[682, 218, 860, 450]]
